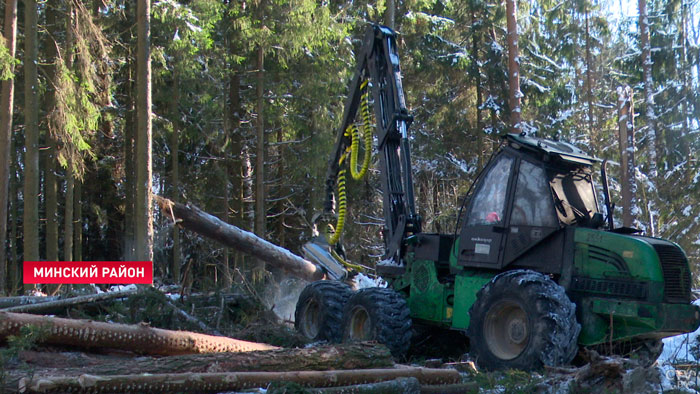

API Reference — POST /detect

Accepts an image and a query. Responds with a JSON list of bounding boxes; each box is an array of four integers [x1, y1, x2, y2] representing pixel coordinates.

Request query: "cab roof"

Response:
[[504, 133, 599, 166]]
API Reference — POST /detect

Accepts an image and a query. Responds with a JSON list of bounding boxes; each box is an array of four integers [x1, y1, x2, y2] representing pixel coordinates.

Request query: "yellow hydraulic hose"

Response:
[[349, 81, 373, 180], [327, 80, 372, 248]]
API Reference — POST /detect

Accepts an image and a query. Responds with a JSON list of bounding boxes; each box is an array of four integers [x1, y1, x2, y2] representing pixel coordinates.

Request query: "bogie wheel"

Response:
[[468, 270, 580, 370], [295, 280, 352, 342], [341, 287, 412, 357]]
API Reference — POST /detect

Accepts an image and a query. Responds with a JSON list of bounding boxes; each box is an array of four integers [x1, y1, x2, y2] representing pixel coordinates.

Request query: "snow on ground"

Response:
[[352, 273, 386, 289], [656, 299, 700, 392], [107, 284, 138, 293]]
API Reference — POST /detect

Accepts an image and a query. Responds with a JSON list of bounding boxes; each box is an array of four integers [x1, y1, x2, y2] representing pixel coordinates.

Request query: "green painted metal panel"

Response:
[[577, 297, 700, 345], [451, 271, 494, 330], [574, 228, 663, 283], [407, 259, 450, 323]]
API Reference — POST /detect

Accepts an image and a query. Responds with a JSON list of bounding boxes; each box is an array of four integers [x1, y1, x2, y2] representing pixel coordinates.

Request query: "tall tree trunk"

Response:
[[638, 0, 660, 177], [585, 5, 595, 141], [505, 0, 521, 134], [8, 162, 18, 294], [254, 44, 266, 276], [64, 170, 74, 262], [44, 1, 59, 264], [618, 86, 636, 227], [222, 168, 232, 287], [384, 0, 395, 29], [63, 4, 75, 264], [471, 10, 484, 167], [229, 71, 245, 274], [124, 49, 136, 260], [680, 1, 690, 166], [74, 179, 82, 261], [23, 0, 41, 290], [136, 0, 153, 262], [0, 0, 18, 294], [170, 70, 181, 282]]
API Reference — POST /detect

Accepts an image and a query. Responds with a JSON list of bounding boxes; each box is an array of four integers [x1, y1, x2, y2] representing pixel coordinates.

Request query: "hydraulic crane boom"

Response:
[[324, 24, 421, 266]]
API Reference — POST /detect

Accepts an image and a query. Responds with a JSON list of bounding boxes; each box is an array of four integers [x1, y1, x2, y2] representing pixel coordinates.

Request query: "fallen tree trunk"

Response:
[[0, 311, 277, 356], [162, 298, 222, 336], [155, 196, 324, 282], [19, 367, 460, 393], [1, 288, 138, 313], [307, 377, 421, 394], [0, 296, 60, 309], [17, 342, 393, 375]]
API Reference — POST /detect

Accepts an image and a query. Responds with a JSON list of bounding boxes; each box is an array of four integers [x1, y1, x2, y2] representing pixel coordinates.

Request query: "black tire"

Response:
[[468, 269, 580, 370], [295, 280, 352, 342], [341, 287, 412, 357]]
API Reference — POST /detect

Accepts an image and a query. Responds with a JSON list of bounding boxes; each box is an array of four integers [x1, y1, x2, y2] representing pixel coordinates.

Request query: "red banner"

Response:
[[23, 261, 153, 284]]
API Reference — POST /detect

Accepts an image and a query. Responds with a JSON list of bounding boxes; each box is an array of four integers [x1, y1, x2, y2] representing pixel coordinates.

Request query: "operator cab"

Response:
[[457, 133, 601, 271]]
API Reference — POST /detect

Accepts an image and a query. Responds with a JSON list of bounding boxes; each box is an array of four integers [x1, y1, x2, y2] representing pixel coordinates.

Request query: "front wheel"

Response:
[[295, 281, 352, 342], [468, 270, 580, 370], [341, 287, 412, 357]]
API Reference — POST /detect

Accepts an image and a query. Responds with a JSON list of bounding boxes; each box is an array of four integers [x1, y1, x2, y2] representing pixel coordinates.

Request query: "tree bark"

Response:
[[384, 0, 395, 29], [23, 0, 41, 279], [73, 179, 82, 261], [44, 1, 59, 266], [64, 170, 74, 262], [14, 342, 392, 377], [123, 15, 136, 260], [585, 5, 595, 141], [255, 43, 266, 276], [309, 377, 421, 394], [506, 0, 521, 134], [618, 86, 636, 228], [1, 288, 137, 313], [136, 0, 153, 262], [18, 367, 459, 393], [0, 0, 18, 295], [0, 311, 278, 356], [63, 5, 75, 264], [170, 71, 181, 282], [638, 0, 660, 177], [155, 196, 324, 282], [0, 295, 60, 309], [8, 160, 19, 293]]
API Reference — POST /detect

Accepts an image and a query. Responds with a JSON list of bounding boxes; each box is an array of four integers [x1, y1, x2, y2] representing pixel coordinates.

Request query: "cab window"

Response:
[[511, 160, 558, 227], [467, 156, 513, 225]]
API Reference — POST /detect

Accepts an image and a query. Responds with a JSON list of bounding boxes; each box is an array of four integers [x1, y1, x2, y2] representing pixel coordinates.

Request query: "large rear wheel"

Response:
[[295, 281, 352, 342], [468, 270, 580, 370], [341, 287, 412, 357]]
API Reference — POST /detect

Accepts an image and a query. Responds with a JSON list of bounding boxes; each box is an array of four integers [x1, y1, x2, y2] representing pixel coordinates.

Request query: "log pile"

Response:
[[19, 367, 461, 393], [0, 290, 470, 393]]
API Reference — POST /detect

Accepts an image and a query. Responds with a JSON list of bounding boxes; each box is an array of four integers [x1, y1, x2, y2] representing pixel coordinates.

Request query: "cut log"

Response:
[[155, 196, 324, 281], [1, 288, 138, 313], [18, 367, 460, 393], [308, 377, 421, 393], [0, 311, 277, 356], [0, 296, 60, 309], [15, 342, 393, 376]]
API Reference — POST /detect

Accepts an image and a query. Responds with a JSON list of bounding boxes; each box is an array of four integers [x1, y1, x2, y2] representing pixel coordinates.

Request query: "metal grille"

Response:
[[571, 276, 647, 299], [653, 244, 692, 303]]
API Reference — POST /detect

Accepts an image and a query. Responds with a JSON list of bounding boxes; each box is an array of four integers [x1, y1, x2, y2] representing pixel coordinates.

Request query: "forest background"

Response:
[[0, 0, 698, 295]]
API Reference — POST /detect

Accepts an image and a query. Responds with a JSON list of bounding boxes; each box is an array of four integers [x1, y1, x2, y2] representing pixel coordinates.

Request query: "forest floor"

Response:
[[1, 283, 699, 393]]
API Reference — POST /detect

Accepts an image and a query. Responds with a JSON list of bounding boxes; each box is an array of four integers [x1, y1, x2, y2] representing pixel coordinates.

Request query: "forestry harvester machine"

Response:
[[294, 24, 700, 370]]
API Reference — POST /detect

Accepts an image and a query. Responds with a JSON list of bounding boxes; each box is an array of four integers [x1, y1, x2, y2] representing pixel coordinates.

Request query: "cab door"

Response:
[[457, 154, 515, 269]]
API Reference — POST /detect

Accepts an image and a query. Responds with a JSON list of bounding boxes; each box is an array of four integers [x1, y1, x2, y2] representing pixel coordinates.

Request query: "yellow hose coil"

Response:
[[327, 80, 372, 247], [349, 82, 373, 180]]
